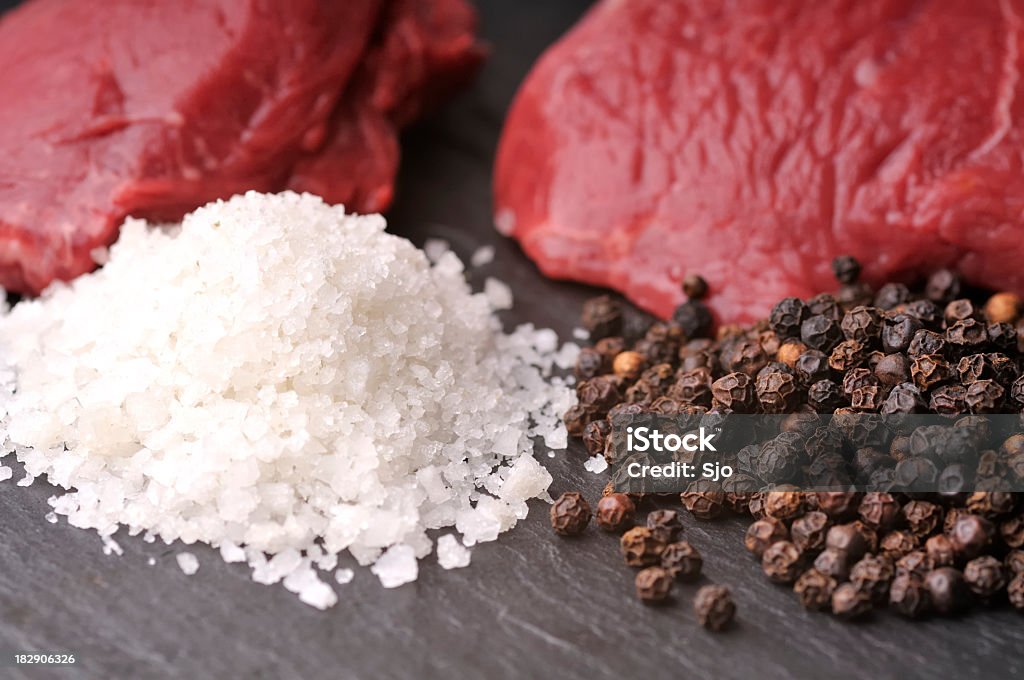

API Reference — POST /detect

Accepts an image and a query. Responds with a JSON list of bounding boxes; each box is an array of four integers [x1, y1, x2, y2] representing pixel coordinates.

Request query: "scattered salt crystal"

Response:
[[584, 455, 609, 474], [16, 473, 32, 487], [102, 536, 123, 556], [147, 557, 156, 566], [572, 327, 590, 341], [470, 245, 495, 268], [484, 278, 514, 310], [0, 466, 11, 482], [436, 534, 471, 569], [176, 552, 199, 575], [547, 451, 555, 458], [334, 568, 354, 585], [44, 512, 57, 524], [371, 544, 418, 588]]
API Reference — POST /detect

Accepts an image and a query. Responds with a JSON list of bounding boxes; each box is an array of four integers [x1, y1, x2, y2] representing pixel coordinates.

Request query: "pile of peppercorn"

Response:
[[559, 260, 1024, 620]]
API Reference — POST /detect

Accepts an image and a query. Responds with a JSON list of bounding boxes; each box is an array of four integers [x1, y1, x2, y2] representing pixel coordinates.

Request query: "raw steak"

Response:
[[495, 0, 1024, 322], [0, 0, 482, 294]]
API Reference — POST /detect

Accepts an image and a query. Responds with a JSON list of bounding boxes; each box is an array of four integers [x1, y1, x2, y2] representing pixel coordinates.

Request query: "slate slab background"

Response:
[[0, 1, 1021, 679]]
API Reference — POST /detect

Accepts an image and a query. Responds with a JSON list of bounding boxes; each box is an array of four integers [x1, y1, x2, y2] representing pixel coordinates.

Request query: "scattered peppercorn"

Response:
[[661, 540, 703, 582], [831, 582, 872, 619], [694, 585, 736, 631], [925, 567, 971, 615], [550, 492, 591, 536], [745, 517, 789, 558], [762, 541, 804, 584], [635, 566, 674, 604], [621, 526, 667, 567], [596, 493, 636, 532]]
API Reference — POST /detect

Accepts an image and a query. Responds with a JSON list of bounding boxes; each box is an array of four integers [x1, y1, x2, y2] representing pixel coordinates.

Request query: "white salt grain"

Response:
[[572, 328, 590, 341], [436, 534, 471, 569], [584, 455, 609, 474], [371, 544, 418, 588], [334, 568, 354, 585], [147, 557, 156, 566], [176, 552, 199, 575], [0, 466, 11, 482], [44, 512, 57, 524], [470, 245, 495, 268], [423, 238, 450, 263], [0, 192, 576, 607]]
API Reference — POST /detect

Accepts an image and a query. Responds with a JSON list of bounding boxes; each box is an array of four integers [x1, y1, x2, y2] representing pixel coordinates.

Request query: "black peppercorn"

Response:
[[926, 270, 961, 303], [725, 339, 769, 377], [832, 256, 861, 284], [882, 313, 923, 353], [947, 318, 988, 347], [574, 347, 606, 380], [1009, 550, 1024, 575], [672, 300, 714, 339], [808, 293, 842, 322], [965, 379, 1005, 413], [929, 384, 967, 414], [889, 572, 931, 618], [763, 491, 806, 522], [581, 295, 623, 340], [710, 372, 755, 412], [661, 540, 703, 581], [582, 419, 610, 457], [832, 582, 873, 619], [948, 514, 993, 560], [925, 567, 971, 615], [875, 283, 911, 310], [815, 491, 863, 521], [795, 568, 838, 611], [635, 566, 674, 604], [795, 349, 832, 384], [550, 492, 591, 536], [762, 540, 805, 584], [814, 547, 851, 581], [841, 306, 883, 345], [682, 274, 709, 300], [694, 585, 736, 631], [808, 379, 845, 412], [850, 554, 895, 603], [911, 354, 953, 391], [908, 329, 946, 356], [801, 314, 843, 352], [770, 297, 810, 339], [620, 526, 667, 567], [873, 353, 910, 386]]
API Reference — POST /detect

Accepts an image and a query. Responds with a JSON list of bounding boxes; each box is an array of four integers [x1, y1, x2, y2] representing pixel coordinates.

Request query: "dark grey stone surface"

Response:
[[0, 1, 1021, 678]]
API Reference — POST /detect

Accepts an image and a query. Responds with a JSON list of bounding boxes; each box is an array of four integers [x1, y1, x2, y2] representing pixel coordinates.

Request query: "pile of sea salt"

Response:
[[0, 191, 576, 609]]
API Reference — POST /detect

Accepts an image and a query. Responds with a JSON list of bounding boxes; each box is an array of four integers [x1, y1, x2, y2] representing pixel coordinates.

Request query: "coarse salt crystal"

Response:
[[370, 544, 418, 588], [470, 245, 495, 268], [176, 552, 199, 575], [583, 455, 609, 474], [436, 534, 471, 570], [334, 568, 354, 585]]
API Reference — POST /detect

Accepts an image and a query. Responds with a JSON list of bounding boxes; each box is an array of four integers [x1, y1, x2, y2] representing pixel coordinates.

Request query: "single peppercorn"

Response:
[[832, 255, 861, 284], [795, 349, 832, 384], [612, 350, 645, 380], [1007, 550, 1024, 575], [874, 283, 911, 311], [574, 347, 605, 380], [681, 480, 726, 520], [882, 313, 923, 353], [926, 270, 961, 303], [744, 517, 789, 558], [947, 318, 988, 347], [826, 523, 869, 560], [646, 509, 684, 543], [1000, 516, 1024, 549], [682, 274, 709, 300], [580, 295, 623, 340], [801, 314, 843, 352], [911, 353, 953, 391], [850, 554, 895, 604], [596, 493, 636, 532], [829, 339, 867, 372], [858, 492, 901, 531], [763, 491, 806, 522], [807, 379, 845, 412], [550, 492, 591, 536], [966, 379, 1005, 413], [902, 500, 943, 537], [756, 368, 800, 413], [673, 300, 714, 339], [908, 329, 946, 356], [815, 491, 863, 520], [762, 540, 804, 584], [966, 491, 1017, 518], [669, 368, 714, 406], [694, 585, 736, 631], [873, 353, 910, 387], [930, 384, 967, 414], [710, 372, 755, 412], [777, 340, 808, 367], [880, 531, 919, 560], [1009, 573, 1024, 610], [925, 567, 971, 615], [814, 547, 851, 581], [635, 566, 674, 604], [949, 514, 993, 560], [963, 555, 1007, 599], [889, 572, 931, 618], [620, 526, 667, 567], [582, 419, 610, 457], [661, 540, 703, 582], [985, 292, 1021, 324], [841, 306, 883, 346], [790, 511, 830, 554], [832, 582, 873, 619], [925, 535, 957, 568], [795, 568, 838, 611]]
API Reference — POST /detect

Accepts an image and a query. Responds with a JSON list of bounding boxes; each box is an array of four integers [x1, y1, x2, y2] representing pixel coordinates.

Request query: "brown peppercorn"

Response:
[[577, 376, 622, 414], [770, 297, 810, 339], [841, 306, 883, 345], [949, 514, 994, 560], [1005, 550, 1024, 575], [661, 540, 703, 582], [594, 336, 627, 361], [744, 517, 789, 558], [550, 492, 591, 536], [763, 492, 805, 522], [755, 368, 800, 413], [669, 368, 713, 405], [777, 340, 808, 368], [620, 526, 667, 567], [646, 509, 684, 543], [874, 353, 910, 386], [925, 567, 971, 615], [925, 534, 957, 568], [1000, 515, 1024, 549], [947, 318, 988, 347], [814, 547, 851, 581], [889, 572, 931, 618], [682, 274, 709, 300], [826, 523, 869, 560], [831, 582, 872, 619], [814, 491, 862, 521], [582, 419, 611, 457], [726, 339, 769, 377], [832, 255, 862, 285], [945, 298, 980, 324], [635, 566, 674, 604], [967, 491, 1017, 518], [965, 379, 1005, 413], [574, 347, 606, 380], [762, 540, 804, 584], [829, 339, 867, 372], [795, 568, 838, 610], [694, 585, 736, 631], [902, 500, 944, 537], [612, 350, 645, 380], [911, 354, 953, 391], [1009, 573, 1024, 610], [896, 550, 935, 577], [790, 511, 830, 554], [850, 554, 895, 603], [985, 292, 1021, 324], [880, 531, 919, 560], [963, 555, 1007, 599], [857, 492, 901, 531], [680, 480, 726, 520], [596, 493, 636, 532], [711, 372, 755, 412]]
